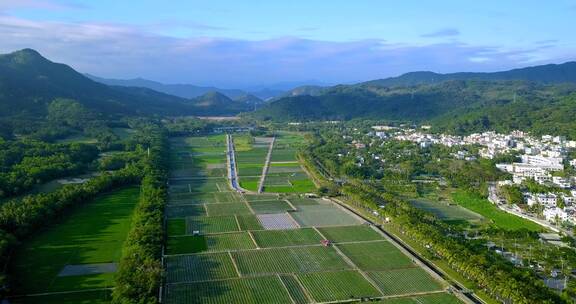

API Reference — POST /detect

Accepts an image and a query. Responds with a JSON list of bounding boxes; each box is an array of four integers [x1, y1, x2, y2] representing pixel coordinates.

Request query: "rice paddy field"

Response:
[[8, 187, 140, 303], [163, 134, 461, 304]]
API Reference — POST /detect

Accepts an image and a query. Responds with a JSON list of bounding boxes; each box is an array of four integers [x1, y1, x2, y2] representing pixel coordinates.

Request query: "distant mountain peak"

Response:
[[4, 48, 48, 65]]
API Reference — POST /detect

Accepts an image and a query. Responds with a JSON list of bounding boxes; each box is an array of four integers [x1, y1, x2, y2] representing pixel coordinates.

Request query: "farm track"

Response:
[[257, 137, 276, 193]]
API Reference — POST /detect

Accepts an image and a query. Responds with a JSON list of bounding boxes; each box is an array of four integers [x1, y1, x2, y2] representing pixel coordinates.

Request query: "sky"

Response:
[[1, 0, 575, 88]]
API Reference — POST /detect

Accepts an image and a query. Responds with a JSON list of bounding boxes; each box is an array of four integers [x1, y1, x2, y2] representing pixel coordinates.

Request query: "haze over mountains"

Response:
[[86, 74, 317, 100], [2, 47, 576, 138]]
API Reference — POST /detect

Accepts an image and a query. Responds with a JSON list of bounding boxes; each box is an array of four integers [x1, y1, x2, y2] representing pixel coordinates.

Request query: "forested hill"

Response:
[[86, 74, 248, 99], [0, 48, 198, 117], [363, 61, 576, 87]]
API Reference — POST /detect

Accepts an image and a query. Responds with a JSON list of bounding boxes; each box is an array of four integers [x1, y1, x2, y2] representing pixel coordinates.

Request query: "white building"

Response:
[[544, 207, 568, 223]]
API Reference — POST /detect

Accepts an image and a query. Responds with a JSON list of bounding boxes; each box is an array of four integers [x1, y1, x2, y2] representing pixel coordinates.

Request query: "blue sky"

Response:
[[1, 0, 575, 88]]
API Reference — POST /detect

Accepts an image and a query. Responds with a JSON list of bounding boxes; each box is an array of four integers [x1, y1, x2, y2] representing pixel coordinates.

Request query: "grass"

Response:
[[248, 200, 294, 214], [451, 190, 542, 231], [10, 289, 113, 304], [372, 293, 463, 304], [337, 241, 415, 270], [164, 276, 294, 304], [165, 253, 238, 283], [186, 216, 239, 234], [297, 270, 382, 302], [168, 219, 186, 236], [231, 246, 350, 275], [9, 187, 139, 295], [251, 228, 323, 248], [410, 199, 484, 222], [167, 236, 208, 255], [317, 225, 383, 243], [367, 268, 443, 296]]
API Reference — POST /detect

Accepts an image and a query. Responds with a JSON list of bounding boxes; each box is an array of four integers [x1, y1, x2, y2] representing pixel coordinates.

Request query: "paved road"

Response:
[[226, 134, 241, 191]]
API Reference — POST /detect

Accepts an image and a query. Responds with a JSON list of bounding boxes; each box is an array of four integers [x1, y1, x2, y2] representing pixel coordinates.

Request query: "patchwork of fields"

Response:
[[163, 134, 462, 304], [234, 132, 316, 193]]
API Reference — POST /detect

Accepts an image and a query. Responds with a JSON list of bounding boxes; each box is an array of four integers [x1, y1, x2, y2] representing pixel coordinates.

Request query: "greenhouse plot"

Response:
[[257, 213, 300, 230]]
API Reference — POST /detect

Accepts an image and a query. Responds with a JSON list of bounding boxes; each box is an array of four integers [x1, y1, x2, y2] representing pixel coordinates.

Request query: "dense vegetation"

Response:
[[0, 139, 99, 198], [362, 61, 576, 87], [113, 124, 168, 303], [252, 79, 576, 126]]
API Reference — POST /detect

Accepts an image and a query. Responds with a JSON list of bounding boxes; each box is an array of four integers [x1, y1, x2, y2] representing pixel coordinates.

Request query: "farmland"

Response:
[[8, 187, 140, 303], [162, 134, 460, 304]]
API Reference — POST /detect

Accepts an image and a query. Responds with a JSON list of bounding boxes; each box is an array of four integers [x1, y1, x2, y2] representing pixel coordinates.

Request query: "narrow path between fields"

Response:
[[257, 136, 275, 193]]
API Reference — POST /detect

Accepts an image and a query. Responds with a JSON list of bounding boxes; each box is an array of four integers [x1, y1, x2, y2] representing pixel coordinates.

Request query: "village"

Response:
[[366, 126, 576, 228]]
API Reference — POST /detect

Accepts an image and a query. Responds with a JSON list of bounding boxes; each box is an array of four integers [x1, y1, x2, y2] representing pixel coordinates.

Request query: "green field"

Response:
[[163, 135, 458, 304], [248, 200, 294, 214], [337, 241, 415, 270], [317, 225, 383, 243], [164, 276, 294, 304], [367, 268, 443, 295], [186, 215, 239, 234], [165, 253, 239, 283], [232, 246, 351, 275], [451, 190, 542, 231], [297, 270, 382, 302], [251, 228, 323, 248], [9, 187, 139, 299]]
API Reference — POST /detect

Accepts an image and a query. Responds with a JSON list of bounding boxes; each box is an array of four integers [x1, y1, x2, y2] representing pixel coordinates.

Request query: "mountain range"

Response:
[[0, 49, 257, 118], [251, 61, 576, 123], [2, 48, 576, 139]]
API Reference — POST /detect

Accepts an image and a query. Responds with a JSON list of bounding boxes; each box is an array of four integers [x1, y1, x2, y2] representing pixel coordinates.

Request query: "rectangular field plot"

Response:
[[165, 253, 238, 283], [297, 270, 382, 302], [270, 148, 297, 162], [163, 276, 293, 304], [236, 215, 263, 231], [205, 203, 251, 216], [167, 205, 206, 218], [243, 193, 279, 201], [337, 241, 415, 270], [248, 200, 294, 214], [167, 236, 207, 255], [205, 232, 257, 252], [251, 228, 323, 248], [286, 196, 319, 207], [257, 213, 299, 230], [239, 176, 259, 192], [231, 246, 350, 275], [367, 268, 443, 296], [186, 216, 239, 234], [279, 275, 310, 304], [168, 219, 186, 236], [167, 232, 256, 254], [317, 225, 383, 243], [268, 164, 303, 174], [170, 191, 242, 205], [291, 205, 361, 227]]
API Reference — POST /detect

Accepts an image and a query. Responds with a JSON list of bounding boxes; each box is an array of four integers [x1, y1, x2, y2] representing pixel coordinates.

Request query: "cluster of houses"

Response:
[[368, 126, 576, 225]]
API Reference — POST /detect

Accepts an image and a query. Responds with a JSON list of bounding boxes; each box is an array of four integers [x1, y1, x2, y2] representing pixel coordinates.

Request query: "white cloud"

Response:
[[0, 15, 572, 87]]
